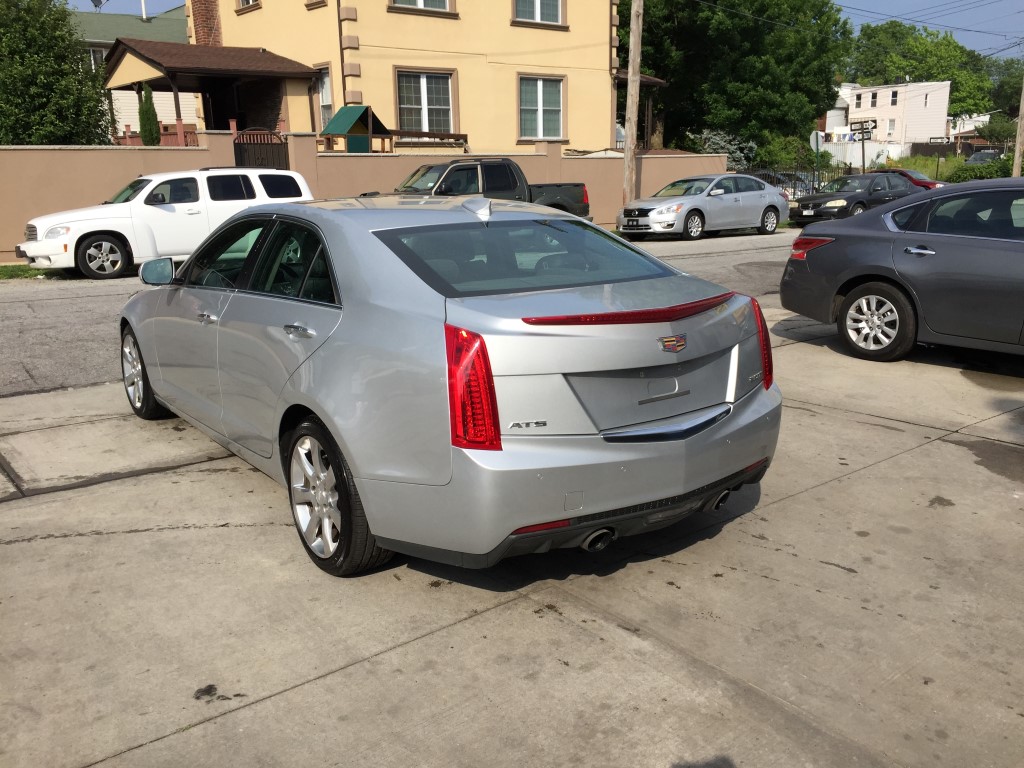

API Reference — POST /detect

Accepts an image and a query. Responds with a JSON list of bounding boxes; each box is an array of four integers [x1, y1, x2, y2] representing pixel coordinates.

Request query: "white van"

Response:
[[15, 168, 313, 279]]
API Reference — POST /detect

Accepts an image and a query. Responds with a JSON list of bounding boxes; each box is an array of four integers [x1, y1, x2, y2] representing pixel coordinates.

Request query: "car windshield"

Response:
[[653, 178, 715, 197], [375, 219, 675, 298], [105, 178, 150, 204], [820, 176, 870, 193], [395, 165, 447, 192], [903, 170, 928, 180]]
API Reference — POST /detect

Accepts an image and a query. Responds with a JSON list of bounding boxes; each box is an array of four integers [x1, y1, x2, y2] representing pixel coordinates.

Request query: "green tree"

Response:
[[987, 57, 1024, 119], [847, 21, 991, 119], [619, 0, 851, 147], [976, 113, 1017, 146], [0, 0, 111, 144], [139, 84, 160, 146]]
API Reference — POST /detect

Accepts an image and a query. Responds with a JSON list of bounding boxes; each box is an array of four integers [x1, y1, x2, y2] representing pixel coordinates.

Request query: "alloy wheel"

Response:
[[845, 295, 899, 351], [290, 435, 342, 559], [85, 240, 124, 275], [121, 333, 144, 410]]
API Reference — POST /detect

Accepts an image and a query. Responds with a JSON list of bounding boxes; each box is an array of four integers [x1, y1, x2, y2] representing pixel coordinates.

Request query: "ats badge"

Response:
[[658, 333, 687, 353]]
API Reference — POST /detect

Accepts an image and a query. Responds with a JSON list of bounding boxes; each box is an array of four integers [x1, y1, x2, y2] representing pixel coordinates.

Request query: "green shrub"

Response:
[[139, 85, 160, 146], [943, 157, 1013, 184]]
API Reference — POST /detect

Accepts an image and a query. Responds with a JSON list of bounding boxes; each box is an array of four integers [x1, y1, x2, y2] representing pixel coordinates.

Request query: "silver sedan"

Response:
[[617, 174, 790, 241], [120, 197, 782, 576]]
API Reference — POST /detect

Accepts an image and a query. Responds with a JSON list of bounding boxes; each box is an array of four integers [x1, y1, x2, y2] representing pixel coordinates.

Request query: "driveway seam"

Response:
[[0, 412, 129, 438], [0, 452, 25, 498], [76, 593, 525, 768]]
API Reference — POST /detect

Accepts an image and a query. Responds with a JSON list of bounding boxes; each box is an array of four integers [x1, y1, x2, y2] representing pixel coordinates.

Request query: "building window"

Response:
[[519, 77, 562, 139], [393, 0, 448, 8], [854, 94, 861, 109], [887, 118, 896, 135], [239, 0, 258, 6], [318, 69, 333, 128], [397, 72, 452, 132], [870, 92, 877, 108], [890, 90, 898, 106], [515, 0, 559, 24], [88, 47, 106, 71]]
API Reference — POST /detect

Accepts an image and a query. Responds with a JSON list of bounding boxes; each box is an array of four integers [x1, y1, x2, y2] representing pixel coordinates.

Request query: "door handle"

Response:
[[185, 208, 202, 215], [284, 324, 316, 339], [197, 312, 218, 324], [904, 246, 935, 257]]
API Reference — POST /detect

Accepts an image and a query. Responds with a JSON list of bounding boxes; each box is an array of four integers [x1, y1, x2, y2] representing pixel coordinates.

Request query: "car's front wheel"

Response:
[[681, 211, 704, 240], [837, 283, 916, 362], [77, 234, 130, 279], [287, 417, 393, 576], [121, 326, 169, 419], [757, 207, 779, 234], [849, 203, 866, 216]]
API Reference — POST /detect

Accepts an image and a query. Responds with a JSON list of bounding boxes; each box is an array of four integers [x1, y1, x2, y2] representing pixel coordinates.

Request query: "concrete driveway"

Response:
[[1, 262, 1023, 767]]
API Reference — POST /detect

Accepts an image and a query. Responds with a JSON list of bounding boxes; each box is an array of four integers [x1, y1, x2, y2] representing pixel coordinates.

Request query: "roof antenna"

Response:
[[461, 197, 491, 221]]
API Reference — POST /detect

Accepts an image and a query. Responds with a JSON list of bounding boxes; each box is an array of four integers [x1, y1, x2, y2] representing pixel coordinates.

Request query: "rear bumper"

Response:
[[359, 381, 782, 566], [15, 239, 74, 269], [779, 258, 836, 324]]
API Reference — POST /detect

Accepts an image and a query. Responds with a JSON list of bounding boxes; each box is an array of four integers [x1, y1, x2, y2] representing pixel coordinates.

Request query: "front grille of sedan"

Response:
[[798, 203, 823, 211], [623, 208, 654, 218], [25, 225, 37, 241]]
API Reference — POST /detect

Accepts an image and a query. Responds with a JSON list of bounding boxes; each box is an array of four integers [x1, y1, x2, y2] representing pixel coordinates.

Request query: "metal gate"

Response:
[[233, 128, 289, 170]]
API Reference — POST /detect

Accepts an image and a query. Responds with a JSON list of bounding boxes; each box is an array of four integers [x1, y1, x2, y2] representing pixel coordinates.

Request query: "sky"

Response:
[[67, 0, 1024, 58]]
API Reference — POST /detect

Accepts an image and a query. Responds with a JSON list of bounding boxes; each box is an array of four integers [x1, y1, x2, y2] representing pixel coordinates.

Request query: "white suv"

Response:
[[16, 168, 313, 279]]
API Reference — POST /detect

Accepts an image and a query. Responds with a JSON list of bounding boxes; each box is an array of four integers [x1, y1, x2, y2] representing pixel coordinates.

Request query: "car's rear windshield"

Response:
[[374, 219, 676, 297], [653, 178, 715, 197], [106, 178, 150, 204]]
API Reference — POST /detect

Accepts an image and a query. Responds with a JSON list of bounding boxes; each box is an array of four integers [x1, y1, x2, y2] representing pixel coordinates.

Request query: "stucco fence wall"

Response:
[[0, 132, 726, 264]]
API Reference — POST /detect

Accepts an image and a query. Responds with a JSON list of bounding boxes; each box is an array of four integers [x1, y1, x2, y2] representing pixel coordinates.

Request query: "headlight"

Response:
[[44, 225, 71, 239], [654, 203, 684, 215], [933, 183, 945, 188], [823, 200, 847, 208]]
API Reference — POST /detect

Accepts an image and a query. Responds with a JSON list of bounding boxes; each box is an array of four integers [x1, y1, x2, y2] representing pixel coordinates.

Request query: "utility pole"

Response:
[[1013, 70, 1024, 178], [623, 0, 644, 204]]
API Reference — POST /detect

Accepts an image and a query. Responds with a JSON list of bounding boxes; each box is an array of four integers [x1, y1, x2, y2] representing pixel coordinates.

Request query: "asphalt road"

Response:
[[0, 229, 800, 397]]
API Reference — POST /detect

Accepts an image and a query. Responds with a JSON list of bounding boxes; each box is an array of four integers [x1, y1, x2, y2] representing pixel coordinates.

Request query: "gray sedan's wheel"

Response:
[[287, 417, 392, 576], [837, 283, 916, 362], [76, 234, 130, 279], [121, 327, 168, 419], [757, 207, 779, 234], [681, 211, 704, 240], [849, 203, 866, 216]]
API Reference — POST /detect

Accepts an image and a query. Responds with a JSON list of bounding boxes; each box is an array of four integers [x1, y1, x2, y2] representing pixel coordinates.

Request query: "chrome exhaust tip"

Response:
[[711, 490, 731, 511], [580, 528, 615, 553]]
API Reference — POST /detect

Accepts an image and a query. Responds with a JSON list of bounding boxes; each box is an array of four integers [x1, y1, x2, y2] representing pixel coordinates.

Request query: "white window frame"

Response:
[[890, 90, 898, 106], [88, 47, 106, 72], [887, 118, 896, 135], [318, 68, 333, 129], [392, 0, 449, 9], [397, 72, 453, 133], [515, 0, 560, 24], [239, 0, 258, 6], [854, 94, 862, 109], [519, 76, 563, 140], [870, 92, 877, 108]]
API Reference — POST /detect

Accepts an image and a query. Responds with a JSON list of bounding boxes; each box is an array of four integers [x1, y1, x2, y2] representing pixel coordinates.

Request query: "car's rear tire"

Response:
[[837, 282, 916, 362], [681, 211, 704, 240], [758, 207, 779, 234], [287, 417, 393, 576], [77, 234, 130, 279], [849, 203, 866, 216], [121, 326, 169, 420]]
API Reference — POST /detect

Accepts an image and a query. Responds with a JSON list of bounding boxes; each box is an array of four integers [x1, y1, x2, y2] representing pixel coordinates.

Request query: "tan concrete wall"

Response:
[[2, 137, 725, 263]]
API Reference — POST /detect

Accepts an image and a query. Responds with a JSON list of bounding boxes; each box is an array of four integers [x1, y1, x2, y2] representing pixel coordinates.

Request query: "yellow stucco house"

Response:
[[176, 0, 621, 153]]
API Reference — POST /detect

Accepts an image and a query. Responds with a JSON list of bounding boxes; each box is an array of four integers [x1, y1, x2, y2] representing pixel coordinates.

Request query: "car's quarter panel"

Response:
[[149, 286, 233, 432], [892, 232, 1024, 344], [357, 380, 781, 556], [217, 295, 342, 457]]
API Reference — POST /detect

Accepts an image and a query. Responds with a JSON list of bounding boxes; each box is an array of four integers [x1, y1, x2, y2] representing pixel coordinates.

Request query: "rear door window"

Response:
[[375, 219, 675, 297], [482, 163, 517, 193], [248, 221, 337, 303], [923, 191, 1024, 240], [207, 174, 257, 201]]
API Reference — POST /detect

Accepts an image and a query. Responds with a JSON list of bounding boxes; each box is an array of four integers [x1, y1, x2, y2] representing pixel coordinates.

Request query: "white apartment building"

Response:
[[826, 81, 951, 145]]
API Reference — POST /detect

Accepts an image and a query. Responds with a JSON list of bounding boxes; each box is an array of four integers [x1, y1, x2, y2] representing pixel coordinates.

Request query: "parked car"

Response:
[[780, 178, 1024, 362], [750, 170, 813, 198], [790, 173, 920, 222], [365, 157, 590, 219], [617, 174, 789, 241], [965, 149, 1001, 165], [120, 197, 781, 575], [868, 167, 945, 190], [16, 168, 313, 279]]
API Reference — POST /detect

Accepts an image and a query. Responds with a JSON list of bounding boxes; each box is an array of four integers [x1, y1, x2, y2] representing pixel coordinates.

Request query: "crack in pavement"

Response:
[[0, 521, 292, 546]]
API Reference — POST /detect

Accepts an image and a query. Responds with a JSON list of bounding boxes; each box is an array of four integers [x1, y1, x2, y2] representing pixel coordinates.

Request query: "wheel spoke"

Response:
[[302, 513, 320, 547], [294, 438, 317, 482], [291, 486, 314, 506]]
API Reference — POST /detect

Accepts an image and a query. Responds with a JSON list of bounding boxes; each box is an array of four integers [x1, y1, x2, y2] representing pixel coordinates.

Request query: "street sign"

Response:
[[850, 119, 878, 132], [809, 130, 824, 152], [929, 137, 950, 145], [852, 131, 871, 141]]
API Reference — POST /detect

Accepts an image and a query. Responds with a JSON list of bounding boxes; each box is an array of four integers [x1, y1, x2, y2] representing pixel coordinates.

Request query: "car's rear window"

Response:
[[375, 219, 675, 297], [259, 174, 303, 198]]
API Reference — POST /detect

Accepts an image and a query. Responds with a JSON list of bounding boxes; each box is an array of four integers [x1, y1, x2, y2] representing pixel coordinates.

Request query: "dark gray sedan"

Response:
[[780, 178, 1024, 361]]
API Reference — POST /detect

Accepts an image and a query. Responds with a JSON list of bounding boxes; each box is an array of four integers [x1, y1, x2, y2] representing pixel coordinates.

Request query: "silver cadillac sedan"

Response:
[[617, 174, 790, 241], [120, 197, 781, 576]]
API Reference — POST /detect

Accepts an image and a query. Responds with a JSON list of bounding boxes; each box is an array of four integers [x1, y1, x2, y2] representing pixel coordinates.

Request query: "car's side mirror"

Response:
[[436, 181, 454, 195], [708, 188, 725, 197], [146, 192, 166, 205], [139, 258, 177, 286]]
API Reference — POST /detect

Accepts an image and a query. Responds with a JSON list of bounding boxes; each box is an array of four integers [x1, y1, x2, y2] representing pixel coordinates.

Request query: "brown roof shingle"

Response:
[[112, 38, 317, 78]]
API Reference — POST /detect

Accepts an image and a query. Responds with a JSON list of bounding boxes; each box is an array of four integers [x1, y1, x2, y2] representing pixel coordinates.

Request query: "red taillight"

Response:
[[523, 292, 734, 326], [513, 519, 571, 535], [582, 185, 589, 205], [749, 297, 774, 391], [445, 324, 501, 451], [790, 236, 833, 260]]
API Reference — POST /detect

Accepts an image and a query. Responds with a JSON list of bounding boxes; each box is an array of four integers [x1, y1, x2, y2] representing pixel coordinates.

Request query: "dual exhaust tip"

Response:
[[577, 490, 732, 554]]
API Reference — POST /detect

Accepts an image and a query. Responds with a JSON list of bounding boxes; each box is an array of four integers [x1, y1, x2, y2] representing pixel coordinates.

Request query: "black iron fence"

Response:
[[739, 163, 853, 197]]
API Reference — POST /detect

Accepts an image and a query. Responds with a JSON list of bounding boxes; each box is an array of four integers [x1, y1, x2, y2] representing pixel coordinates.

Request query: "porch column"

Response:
[[170, 76, 185, 146]]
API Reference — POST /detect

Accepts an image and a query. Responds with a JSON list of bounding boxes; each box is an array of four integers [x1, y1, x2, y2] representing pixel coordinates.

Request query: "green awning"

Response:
[[320, 106, 391, 137]]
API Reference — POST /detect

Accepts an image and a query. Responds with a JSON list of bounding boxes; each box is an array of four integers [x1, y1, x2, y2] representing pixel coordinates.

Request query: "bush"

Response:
[[139, 85, 160, 146], [944, 157, 1013, 184]]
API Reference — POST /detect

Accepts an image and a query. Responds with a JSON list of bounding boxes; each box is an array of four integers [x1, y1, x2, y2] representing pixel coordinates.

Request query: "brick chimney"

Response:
[[188, 0, 222, 46]]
